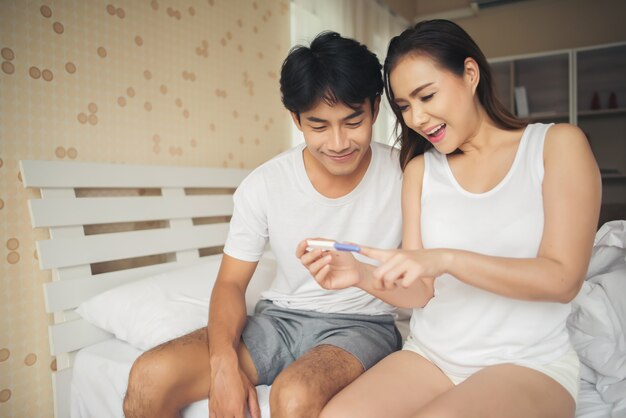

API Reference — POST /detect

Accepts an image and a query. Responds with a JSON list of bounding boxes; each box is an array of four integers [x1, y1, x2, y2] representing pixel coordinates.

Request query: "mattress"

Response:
[[70, 338, 271, 418]]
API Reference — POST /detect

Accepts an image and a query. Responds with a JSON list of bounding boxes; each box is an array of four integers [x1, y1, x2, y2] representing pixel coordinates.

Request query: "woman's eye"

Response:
[[421, 93, 435, 102], [397, 105, 409, 112]]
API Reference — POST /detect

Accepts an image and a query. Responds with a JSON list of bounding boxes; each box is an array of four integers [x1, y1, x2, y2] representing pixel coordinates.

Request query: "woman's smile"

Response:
[[424, 123, 447, 143]]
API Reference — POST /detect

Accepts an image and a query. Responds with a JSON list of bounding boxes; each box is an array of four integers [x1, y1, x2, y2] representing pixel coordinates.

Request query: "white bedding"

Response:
[[70, 222, 626, 418], [70, 321, 613, 418], [71, 337, 272, 418], [568, 220, 626, 418], [70, 320, 411, 418], [70, 336, 616, 418]]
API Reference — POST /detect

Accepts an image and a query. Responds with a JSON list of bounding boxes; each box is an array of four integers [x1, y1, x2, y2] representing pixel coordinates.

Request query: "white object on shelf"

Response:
[[514, 86, 529, 117]]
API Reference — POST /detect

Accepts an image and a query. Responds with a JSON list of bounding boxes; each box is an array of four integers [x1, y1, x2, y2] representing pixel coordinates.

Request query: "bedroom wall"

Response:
[[452, 0, 626, 59], [0, 1, 290, 416]]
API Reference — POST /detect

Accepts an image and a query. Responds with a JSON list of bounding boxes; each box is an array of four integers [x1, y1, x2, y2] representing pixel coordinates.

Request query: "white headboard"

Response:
[[20, 159, 250, 418]]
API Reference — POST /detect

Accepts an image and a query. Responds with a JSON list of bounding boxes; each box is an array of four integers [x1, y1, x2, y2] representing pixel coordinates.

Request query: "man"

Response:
[[123, 31, 403, 418]]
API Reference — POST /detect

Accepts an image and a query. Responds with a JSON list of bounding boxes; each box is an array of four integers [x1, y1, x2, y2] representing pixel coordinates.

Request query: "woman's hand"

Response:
[[360, 247, 447, 290], [296, 239, 364, 290]]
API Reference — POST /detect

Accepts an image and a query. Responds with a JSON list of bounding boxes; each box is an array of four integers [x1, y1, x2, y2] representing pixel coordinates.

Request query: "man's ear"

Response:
[[290, 112, 303, 131], [371, 95, 381, 124], [464, 57, 480, 95]]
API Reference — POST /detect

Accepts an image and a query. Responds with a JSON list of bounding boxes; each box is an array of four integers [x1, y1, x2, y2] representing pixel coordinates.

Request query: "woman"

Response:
[[296, 20, 601, 418]]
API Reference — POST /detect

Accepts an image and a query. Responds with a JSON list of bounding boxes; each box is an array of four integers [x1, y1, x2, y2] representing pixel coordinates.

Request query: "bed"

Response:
[[19, 159, 625, 418]]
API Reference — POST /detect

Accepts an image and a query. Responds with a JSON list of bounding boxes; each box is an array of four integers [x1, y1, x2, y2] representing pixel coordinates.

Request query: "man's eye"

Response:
[[346, 121, 363, 128], [312, 126, 326, 130]]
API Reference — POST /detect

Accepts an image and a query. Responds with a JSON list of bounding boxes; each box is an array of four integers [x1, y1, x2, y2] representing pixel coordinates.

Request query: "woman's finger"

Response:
[[381, 271, 400, 290], [358, 246, 394, 262], [385, 256, 422, 287], [372, 252, 403, 280], [399, 259, 424, 288], [400, 274, 418, 288]]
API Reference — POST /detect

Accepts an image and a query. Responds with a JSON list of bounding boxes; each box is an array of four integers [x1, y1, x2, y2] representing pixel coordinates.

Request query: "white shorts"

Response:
[[402, 335, 580, 402]]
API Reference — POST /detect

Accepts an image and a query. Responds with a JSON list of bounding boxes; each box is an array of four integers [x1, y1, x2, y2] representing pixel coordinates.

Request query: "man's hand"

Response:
[[209, 357, 261, 418], [296, 239, 364, 290]]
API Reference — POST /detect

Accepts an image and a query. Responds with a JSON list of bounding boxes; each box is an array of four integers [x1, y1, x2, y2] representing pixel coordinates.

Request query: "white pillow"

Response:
[[77, 254, 277, 351]]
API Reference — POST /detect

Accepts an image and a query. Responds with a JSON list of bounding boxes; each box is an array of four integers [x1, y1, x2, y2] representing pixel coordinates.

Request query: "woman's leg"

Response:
[[414, 364, 576, 418], [319, 350, 454, 418]]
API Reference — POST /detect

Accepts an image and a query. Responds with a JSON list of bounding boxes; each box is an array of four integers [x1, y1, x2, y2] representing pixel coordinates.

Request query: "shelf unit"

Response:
[[490, 42, 626, 219]]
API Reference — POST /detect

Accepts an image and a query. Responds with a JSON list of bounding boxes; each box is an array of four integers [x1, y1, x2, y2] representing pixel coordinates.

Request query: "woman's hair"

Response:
[[383, 19, 526, 170]]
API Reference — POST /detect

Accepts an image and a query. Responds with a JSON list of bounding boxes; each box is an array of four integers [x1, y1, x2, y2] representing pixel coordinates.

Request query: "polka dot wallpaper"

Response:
[[0, 1, 291, 416]]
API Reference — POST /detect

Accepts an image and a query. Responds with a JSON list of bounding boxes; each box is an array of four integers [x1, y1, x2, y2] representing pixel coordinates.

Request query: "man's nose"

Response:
[[328, 127, 350, 151]]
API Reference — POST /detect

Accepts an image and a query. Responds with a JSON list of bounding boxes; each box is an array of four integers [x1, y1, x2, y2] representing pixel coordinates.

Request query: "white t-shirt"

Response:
[[224, 141, 402, 315], [412, 123, 573, 377]]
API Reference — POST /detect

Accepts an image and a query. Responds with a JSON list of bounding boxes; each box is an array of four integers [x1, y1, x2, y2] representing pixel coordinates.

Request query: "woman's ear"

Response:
[[464, 57, 480, 95]]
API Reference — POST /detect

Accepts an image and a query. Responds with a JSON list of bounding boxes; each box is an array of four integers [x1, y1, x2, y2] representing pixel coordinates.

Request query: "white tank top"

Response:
[[411, 123, 573, 378]]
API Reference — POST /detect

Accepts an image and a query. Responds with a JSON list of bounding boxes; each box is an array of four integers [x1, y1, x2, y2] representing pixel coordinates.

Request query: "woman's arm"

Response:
[[443, 124, 601, 302], [357, 155, 435, 308], [371, 124, 601, 303]]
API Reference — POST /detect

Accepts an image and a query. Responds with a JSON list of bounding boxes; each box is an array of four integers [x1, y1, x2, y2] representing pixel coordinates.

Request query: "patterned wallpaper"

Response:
[[0, 0, 291, 416]]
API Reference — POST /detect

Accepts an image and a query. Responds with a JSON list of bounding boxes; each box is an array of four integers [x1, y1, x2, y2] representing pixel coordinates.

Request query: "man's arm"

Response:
[[208, 254, 258, 358], [207, 254, 261, 417]]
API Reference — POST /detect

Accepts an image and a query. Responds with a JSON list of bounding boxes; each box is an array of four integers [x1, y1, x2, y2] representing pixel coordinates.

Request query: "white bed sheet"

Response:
[[70, 337, 271, 418], [71, 329, 615, 418], [576, 381, 614, 418], [70, 316, 411, 418]]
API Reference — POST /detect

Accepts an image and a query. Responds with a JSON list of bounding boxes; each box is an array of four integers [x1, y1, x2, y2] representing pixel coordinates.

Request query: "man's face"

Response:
[[293, 97, 379, 178]]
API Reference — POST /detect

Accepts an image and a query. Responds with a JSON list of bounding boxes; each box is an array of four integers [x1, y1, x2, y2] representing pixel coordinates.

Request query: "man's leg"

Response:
[[269, 344, 364, 418], [123, 327, 258, 418]]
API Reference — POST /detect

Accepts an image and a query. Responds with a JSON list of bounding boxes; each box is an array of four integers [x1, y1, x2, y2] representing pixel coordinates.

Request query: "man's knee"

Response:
[[269, 345, 365, 417], [124, 349, 176, 415], [270, 372, 324, 418]]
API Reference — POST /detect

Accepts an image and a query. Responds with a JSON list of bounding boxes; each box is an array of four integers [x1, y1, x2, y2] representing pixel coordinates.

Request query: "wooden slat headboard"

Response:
[[20, 159, 251, 418]]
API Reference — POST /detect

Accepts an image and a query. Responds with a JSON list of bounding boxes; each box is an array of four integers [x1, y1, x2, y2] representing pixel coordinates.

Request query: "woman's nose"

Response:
[[410, 107, 428, 131]]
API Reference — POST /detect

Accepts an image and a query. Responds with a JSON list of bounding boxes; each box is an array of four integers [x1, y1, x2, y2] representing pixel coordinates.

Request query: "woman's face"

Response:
[[389, 54, 479, 154]]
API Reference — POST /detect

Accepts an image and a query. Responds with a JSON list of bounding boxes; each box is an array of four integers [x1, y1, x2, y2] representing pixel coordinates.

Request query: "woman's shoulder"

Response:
[[543, 123, 589, 155], [404, 154, 426, 182], [542, 123, 598, 177], [545, 123, 586, 144], [406, 153, 426, 171]]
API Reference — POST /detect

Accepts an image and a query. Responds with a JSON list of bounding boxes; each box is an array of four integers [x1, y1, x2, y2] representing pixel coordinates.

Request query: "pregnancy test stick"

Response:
[[306, 239, 361, 252]]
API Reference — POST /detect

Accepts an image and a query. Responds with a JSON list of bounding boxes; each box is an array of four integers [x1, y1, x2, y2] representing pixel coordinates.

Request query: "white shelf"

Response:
[[578, 107, 626, 118], [527, 111, 569, 121], [601, 174, 626, 181]]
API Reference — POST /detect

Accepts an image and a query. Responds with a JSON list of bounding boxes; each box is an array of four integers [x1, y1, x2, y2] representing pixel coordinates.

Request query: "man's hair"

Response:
[[280, 31, 383, 120]]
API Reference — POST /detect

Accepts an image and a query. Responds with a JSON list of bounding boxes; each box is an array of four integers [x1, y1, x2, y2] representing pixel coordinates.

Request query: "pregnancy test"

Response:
[[306, 239, 361, 252]]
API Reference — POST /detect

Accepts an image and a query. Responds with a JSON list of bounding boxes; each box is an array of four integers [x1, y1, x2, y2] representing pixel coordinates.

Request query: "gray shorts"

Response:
[[242, 300, 402, 385]]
